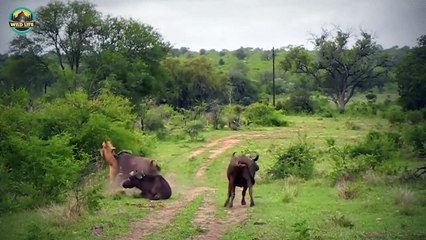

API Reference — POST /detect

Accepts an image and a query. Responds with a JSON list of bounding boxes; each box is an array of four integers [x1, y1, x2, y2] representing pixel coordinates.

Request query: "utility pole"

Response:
[[272, 47, 276, 106]]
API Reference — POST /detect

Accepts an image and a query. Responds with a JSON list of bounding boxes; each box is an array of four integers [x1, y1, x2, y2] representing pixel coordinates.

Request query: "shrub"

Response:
[[144, 110, 165, 132], [405, 110, 424, 124], [244, 102, 287, 127], [1, 134, 82, 212], [330, 147, 374, 183], [349, 131, 401, 167], [327, 211, 354, 228], [336, 179, 364, 199], [292, 220, 312, 239], [185, 120, 205, 141], [268, 140, 315, 179], [403, 124, 426, 157], [222, 104, 243, 130], [284, 90, 316, 114], [383, 105, 405, 124], [0, 89, 156, 212], [346, 102, 374, 115]]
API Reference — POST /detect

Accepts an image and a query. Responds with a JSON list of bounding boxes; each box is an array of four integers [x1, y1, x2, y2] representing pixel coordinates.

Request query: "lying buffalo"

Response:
[[101, 141, 161, 186], [122, 170, 172, 200]]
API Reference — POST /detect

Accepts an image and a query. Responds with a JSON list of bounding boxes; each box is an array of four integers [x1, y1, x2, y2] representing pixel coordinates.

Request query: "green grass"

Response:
[[144, 195, 205, 240], [1, 114, 425, 239]]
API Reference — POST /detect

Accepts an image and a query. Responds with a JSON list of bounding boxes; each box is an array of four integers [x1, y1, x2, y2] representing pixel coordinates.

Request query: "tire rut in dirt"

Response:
[[117, 187, 212, 240], [188, 189, 249, 240]]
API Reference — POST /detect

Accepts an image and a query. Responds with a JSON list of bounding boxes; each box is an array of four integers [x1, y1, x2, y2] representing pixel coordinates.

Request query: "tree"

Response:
[[85, 16, 170, 103], [34, 1, 101, 75], [395, 35, 426, 110], [234, 47, 248, 60], [229, 62, 258, 105], [0, 36, 53, 97], [282, 29, 388, 110], [161, 57, 226, 108]]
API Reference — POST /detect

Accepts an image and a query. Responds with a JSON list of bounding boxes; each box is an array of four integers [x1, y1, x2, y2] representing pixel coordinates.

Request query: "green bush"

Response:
[[330, 145, 375, 183], [284, 90, 316, 114], [383, 106, 405, 124], [268, 141, 315, 179], [0, 89, 156, 212], [185, 120, 205, 141], [349, 131, 401, 167], [403, 124, 426, 157], [244, 102, 287, 127], [1, 134, 82, 211], [144, 110, 165, 132], [329, 131, 402, 182], [346, 102, 374, 115], [405, 110, 424, 124], [222, 104, 243, 130]]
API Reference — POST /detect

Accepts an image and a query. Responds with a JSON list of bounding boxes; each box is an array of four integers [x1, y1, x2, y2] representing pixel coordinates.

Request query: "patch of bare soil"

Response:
[[194, 131, 288, 179], [189, 188, 249, 240], [117, 187, 215, 240], [189, 135, 243, 159], [195, 138, 241, 179]]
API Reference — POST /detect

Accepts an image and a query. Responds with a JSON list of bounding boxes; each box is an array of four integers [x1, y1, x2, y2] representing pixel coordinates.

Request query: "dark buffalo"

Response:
[[122, 170, 172, 200], [224, 152, 259, 208], [101, 141, 161, 186]]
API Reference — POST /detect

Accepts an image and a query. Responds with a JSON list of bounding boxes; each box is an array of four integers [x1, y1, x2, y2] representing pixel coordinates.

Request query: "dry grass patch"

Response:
[[394, 187, 419, 215]]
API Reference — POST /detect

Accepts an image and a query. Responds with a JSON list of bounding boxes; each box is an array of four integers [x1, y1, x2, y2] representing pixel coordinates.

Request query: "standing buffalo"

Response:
[[224, 152, 259, 208], [101, 141, 161, 186], [122, 170, 172, 200]]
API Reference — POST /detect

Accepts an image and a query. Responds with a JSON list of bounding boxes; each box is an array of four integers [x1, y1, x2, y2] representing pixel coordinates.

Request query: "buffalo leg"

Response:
[[248, 184, 255, 207], [241, 186, 247, 205], [224, 179, 236, 208]]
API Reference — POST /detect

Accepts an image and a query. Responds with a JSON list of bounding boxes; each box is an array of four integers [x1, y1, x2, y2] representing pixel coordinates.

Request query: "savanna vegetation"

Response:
[[0, 1, 425, 239]]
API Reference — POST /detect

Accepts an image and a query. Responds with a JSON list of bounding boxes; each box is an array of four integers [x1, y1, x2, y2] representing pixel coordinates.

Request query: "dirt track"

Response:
[[117, 131, 286, 240]]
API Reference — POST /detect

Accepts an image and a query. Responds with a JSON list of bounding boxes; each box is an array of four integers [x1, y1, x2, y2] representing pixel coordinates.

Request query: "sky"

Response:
[[1, 0, 425, 53]]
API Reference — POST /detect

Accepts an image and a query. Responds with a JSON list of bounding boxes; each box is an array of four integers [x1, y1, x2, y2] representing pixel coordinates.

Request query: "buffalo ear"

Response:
[[150, 160, 161, 171], [232, 152, 237, 157], [252, 155, 259, 161]]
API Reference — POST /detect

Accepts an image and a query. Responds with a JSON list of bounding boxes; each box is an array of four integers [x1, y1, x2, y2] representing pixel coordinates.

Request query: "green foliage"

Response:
[[184, 120, 205, 141], [395, 35, 426, 110], [282, 30, 388, 110], [234, 47, 248, 60], [25, 223, 56, 240], [161, 57, 227, 109], [144, 110, 165, 132], [383, 105, 405, 124], [269, 140, 315, 179], [330, 131, 401, 182], [284, 90, 316, 113], [405, 110, 424, 124], [1, 134, 81, 211], [0, 89, 155, 212], [292, 220, 312, 239], [327, 211, 354, 228], [403, 124, 426, 157], [222, 104, 243, 130], [350, 131, 401, 164], [243, 102, 287, 126]]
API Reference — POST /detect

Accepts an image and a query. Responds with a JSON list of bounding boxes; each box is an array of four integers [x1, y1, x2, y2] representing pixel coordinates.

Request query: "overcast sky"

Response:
[[1, 0, 425, 53]]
